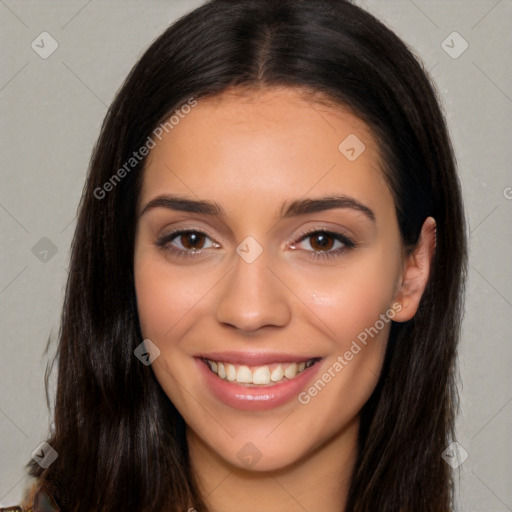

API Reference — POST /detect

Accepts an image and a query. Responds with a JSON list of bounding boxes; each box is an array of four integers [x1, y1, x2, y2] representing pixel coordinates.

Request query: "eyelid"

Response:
[[155, 228, 220, 261], [156, 225, 356, 259], [289, 225, 355, 246], [288, 229, 356, 261], [158, 225, 216, 239]]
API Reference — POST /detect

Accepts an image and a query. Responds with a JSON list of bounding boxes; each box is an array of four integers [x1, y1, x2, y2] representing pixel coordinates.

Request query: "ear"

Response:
[[392, 216, 436, 322]]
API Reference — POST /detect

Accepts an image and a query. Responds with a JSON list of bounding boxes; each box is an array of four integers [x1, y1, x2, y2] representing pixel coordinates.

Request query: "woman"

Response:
[[17, 0, 467, 510]]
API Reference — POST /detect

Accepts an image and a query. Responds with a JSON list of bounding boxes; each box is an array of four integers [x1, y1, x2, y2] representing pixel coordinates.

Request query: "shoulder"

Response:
[[21, 479, 39, 510], [0, 482, 35, 511], [0, 480, 59, 512]]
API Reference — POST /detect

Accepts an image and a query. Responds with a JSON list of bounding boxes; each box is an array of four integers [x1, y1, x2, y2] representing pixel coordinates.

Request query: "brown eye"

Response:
[[179, 232, 207, 250], [292, 229, 356, 260], [156, 229, 218, 256], [308, 232, 335, 252]]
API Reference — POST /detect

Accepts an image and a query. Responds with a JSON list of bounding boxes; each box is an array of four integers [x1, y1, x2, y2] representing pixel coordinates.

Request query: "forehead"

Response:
[[139, 86, 391, 219]]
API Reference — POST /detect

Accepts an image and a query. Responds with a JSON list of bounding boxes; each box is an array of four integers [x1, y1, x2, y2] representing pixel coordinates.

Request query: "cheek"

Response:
[[134, 257, 213, 408], [286, 257, 398, 441], [290, 248, 400, 404], [134, 256, 213, 341], [300, 252, 400, 347]]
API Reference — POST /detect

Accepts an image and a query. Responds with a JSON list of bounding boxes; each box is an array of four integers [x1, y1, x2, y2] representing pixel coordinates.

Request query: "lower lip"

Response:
[[195, 357, 322, 411]]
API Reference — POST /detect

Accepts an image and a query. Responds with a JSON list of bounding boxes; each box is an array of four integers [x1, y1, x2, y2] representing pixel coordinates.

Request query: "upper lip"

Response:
[[196, 351, 321, 366]]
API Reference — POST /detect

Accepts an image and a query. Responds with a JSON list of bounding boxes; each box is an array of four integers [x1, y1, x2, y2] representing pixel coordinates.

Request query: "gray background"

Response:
[[1, 0, 511, 510]]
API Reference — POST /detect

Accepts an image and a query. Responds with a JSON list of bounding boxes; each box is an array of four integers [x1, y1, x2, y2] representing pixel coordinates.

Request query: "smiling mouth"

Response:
[[201, 357, 321, 386]]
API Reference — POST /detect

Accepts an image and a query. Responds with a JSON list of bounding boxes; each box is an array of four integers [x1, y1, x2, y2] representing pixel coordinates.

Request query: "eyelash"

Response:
[[155, 229, 219, 260], [294, 228, 356, 260], [155, 228, 356, 260]]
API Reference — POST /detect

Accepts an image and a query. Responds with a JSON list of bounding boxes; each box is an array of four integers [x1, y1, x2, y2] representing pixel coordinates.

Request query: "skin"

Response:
[[134, 86, 435, 512]]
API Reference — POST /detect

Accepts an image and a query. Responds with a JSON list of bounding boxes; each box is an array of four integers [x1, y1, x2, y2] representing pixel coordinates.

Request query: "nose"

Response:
[[215, 247, 292, 333]]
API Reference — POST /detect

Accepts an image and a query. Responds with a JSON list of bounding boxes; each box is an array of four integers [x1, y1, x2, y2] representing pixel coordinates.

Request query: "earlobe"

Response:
[[392, 216, 436, 322]]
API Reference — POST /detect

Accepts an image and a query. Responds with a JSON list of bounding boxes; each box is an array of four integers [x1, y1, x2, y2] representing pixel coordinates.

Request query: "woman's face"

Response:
[[134, 87, 413, 472]]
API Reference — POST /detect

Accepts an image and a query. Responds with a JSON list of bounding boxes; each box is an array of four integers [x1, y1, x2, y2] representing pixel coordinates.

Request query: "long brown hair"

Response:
[[27, 1, 467, 510]]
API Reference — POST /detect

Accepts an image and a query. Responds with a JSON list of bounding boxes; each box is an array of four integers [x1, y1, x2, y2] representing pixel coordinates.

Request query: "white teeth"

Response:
[[205, 358, 316, 385], [284, 363, 297, 379], [270, 365, 284, 382], [226, 363, 237, 381], [253, 366, 271, 385], [236, 365, 253, 383]]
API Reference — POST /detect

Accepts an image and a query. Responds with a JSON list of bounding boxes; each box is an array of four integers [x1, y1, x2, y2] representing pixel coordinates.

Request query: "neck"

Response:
[[187, 417, 359, 512]]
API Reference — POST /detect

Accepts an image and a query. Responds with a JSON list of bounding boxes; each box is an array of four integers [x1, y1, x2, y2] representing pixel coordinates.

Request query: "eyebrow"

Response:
[[140, 194, 375, 222]]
